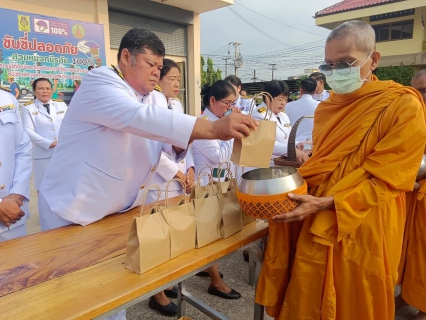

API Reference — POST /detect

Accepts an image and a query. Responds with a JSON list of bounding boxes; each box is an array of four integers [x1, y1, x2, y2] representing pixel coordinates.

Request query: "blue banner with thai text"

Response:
[[0, 7, 106, 91]]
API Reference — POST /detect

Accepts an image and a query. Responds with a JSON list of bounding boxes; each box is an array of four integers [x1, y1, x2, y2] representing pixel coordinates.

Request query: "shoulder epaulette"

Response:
[[24, 100, 34, 106], [0, 86, 11, 93], [154, 85, 163, 92], [53, 99, 64, 102], [257, 107, 267, 114]]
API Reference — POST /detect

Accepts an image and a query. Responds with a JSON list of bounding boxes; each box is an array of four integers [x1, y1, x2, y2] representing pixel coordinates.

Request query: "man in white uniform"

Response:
[[310, 72, 330, 101], [0, 87, 32, 242], [38, 28, 257, 320], [285, 77, 320, 143], [21, 78, 68, 192]]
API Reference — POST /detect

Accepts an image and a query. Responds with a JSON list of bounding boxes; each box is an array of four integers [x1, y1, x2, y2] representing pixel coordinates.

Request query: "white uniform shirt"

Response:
[[39, 66, 196, 226], [285, 94, 319, 142], [313, 89, 330, 102], [234, 95, 254, 113], [147, 98, 195, 201], [192, 108, 233, 180], [251, 103, 292, 165], [0, 89, 32, 234], [21, 98, 68, 159]]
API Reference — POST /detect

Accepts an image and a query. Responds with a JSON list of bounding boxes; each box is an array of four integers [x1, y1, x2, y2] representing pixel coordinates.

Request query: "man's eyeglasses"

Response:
[[219, 99, 236, 107], [319, 51, 373, 76]]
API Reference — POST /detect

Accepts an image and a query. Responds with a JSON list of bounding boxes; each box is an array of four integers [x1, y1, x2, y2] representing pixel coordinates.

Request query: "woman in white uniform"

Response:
[[224, 75, 253, 113], [21, 78, 68, 191], [144, 59, 196, 315], [192, 80, 242, 300], [146, 59, 194, 202], [251, 80, 308, 165]]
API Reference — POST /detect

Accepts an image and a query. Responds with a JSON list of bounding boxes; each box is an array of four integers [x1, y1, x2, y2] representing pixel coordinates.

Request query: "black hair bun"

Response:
[[200, 84, 212, 96]]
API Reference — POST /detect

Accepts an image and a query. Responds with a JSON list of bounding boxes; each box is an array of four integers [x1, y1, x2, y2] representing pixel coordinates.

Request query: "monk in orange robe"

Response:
[[255, 21, 426, 320], [396, 69, 426, 320]]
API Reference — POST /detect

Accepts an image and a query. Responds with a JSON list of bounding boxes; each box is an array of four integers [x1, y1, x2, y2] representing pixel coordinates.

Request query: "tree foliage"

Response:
[[201, 56, 222, 87], [373, 63, 414, 86]]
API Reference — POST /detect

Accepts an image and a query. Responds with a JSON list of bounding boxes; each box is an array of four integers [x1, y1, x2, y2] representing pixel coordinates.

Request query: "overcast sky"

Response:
[[200, 0, 340, 82]]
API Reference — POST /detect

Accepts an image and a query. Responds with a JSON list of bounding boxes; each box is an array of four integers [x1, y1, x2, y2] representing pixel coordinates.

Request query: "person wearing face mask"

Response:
[[251, 80, 309, 166], [395, 69, 426, 320], [224, 75, 253, 113], [21, 78, 68, 193], [255, 20, 426, 320]]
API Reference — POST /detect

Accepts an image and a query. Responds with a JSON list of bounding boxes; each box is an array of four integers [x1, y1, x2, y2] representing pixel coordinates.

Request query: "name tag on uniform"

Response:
[[57, 110, 65, 114], [0, 104, 15, 113], [32, 111, 39, 115], [284, 123, 291, 127]]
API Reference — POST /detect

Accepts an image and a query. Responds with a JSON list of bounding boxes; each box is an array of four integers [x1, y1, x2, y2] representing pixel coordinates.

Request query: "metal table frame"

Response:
[[95, 236, 267, 320]]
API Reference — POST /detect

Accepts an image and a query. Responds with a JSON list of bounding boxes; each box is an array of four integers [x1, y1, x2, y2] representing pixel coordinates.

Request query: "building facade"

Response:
[[1, 0, 233, 115], [315, 0, 426, 72]]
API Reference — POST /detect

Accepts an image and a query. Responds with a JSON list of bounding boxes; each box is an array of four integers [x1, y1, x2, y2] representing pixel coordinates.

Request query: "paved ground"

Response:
[[26, 179, 417, 320]]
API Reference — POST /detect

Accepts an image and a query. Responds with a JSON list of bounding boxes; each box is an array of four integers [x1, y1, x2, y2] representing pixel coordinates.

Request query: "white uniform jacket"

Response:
[[0, 89, 32, 233], [21, 98, 68, 159], [38, 66, 196, 226], [312, 89, 330, 102], [192, 108, 233, 180], [285, 94, 319, 142], [251, 103, 292, 163], [234, 95, 254, 113], [146, 98, 195, 202]]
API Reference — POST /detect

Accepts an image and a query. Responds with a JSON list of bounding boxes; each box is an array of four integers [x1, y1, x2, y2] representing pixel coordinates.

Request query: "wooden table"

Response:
[[0, 198, 268, 320]]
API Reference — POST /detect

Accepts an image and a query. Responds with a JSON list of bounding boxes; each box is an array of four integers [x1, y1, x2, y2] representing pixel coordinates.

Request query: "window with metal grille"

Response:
[[372, 20, 414, 42], [108, 9, 188, 57]]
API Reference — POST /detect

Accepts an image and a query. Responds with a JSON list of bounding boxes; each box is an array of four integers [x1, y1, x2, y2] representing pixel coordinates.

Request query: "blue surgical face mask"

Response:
[[326, 53, 372, 95], [223, 109, 232, 116]]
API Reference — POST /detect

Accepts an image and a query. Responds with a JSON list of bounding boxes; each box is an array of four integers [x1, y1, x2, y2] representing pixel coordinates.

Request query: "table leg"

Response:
[[177, 281, 186, 318]]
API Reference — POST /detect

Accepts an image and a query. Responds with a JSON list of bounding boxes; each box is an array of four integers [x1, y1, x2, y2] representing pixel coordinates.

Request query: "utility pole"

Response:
[[222, 55, 232, 77], [251, 70, 259, 82], [269, 63, 277, 80], [230, 42, 242, 77]]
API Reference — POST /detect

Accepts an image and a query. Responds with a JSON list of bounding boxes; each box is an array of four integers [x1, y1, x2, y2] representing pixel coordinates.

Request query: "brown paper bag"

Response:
[[242, 210, 256, 225], [163, 179, 196, 259], [190, 165, 217, 199], [231, 92, 276, 168], [190, 170, 221, 248], [216, 169, 243, 238], [192, 195, 222, 247], [125, 185, 170, 274]]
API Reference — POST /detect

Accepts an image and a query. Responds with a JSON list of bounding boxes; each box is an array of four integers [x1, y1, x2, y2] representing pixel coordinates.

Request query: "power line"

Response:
[[234, 1, 328, 38], [228, 7, 292, 47]]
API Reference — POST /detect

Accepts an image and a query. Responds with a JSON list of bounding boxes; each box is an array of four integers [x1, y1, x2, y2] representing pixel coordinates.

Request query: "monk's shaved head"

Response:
[[327, 20, 376, 52], [412, 69, 426, 81], [412, 69, 426, 103]]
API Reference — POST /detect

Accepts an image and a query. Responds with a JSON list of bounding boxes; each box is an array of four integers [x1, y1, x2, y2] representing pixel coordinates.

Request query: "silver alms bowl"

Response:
[[417, 154, 426, 181], [239, 167, 304, 196]]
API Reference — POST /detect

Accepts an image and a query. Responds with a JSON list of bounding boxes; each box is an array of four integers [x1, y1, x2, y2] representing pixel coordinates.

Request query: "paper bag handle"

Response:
[[139, 184, 162, 217], [250, 91, 274, 121], [197, 164, 214, 180], [197, 172, 214, 187], [165, 178, 187, 207]]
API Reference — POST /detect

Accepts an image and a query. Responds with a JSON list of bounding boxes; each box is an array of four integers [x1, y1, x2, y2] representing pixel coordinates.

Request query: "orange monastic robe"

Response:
[[256, 77, 426, 320], [398, 178, 426, 313]]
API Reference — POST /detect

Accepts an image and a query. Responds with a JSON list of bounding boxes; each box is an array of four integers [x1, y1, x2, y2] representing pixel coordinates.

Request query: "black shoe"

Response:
[[148, 297, 178, 317], [207, 284, 241, 299], [164, 286, 178, 299], [196, 271, 224, 278], [243, 250, 249, 262]]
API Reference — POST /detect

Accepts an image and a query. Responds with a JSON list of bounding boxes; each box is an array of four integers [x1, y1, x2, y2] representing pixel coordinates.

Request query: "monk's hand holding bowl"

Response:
[[271, 194, 334, 223]]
